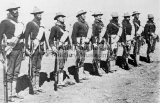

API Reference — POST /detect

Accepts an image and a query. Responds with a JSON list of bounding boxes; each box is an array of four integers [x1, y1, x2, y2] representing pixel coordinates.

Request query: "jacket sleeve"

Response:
[[71, 22, 79, 46], [0, 21, 6, 54], [24, 22, 33, 49], [49, 26, 56, 48], [92, 24, 96, 43], [144, 24, 149, 40]]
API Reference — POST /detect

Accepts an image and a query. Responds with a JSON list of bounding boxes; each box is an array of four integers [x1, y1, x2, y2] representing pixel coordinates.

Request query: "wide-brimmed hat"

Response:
[[111, 12, 118, 17], [31, 6, 44, 14], [76, 10, 87, 17], [132, 11, 140, 16], [92, 11, 103, 16], [148, 14, 154, 19], [6, 3, 20, 11], [54, 12, 66, 20], [123, 12, 131, 17]]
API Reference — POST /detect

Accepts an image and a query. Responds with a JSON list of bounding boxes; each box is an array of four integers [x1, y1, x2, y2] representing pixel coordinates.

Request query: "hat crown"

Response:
[[56, 12, 63, 16], [76, 10, 87, 17], [8, 3, 17, 9], [111, 12, 118, 17], [148, 14, 154, 18], [33, 6, 41, 13], [124, 12, 130, 17], [7, 3, 20, 11], [93, 11, 102, 15]]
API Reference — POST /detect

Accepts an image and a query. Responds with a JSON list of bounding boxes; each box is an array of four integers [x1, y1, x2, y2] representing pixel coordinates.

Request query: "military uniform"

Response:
[[92, 11, 104, 76], [119, 13, 134, 70], [25, 7, 47, 93], [72, 10, 89, 83], [105, 12, 122, 72], [132, 11, 144, 66], [0, 3, 24, 101], [49, 13, 70, 85], [144, 14, 158, 63]]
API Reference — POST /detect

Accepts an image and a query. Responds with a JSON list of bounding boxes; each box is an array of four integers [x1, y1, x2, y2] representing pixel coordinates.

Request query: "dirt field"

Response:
[[0, 42, 160, 103]]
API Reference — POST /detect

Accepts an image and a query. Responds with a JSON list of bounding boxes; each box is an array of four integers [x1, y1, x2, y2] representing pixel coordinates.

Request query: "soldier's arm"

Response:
[[49, 26, 56, 48], [24, 22, 32, 49], [144, 24, 149, 40], [71, 22, 79, 46], [92, 24, 96, 44], [0, 21, 6, 54]]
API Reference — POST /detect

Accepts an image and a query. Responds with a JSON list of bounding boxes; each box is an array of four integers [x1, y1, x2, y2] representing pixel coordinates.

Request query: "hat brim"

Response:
[[31, 11, 44, 14], [54, 15, 66, 20], [92, 14, 103, 17], [123, 15, 131, 17], [132, 13, 140, 16], [6, 7, 20, 11], [76, 12, 87, 17]]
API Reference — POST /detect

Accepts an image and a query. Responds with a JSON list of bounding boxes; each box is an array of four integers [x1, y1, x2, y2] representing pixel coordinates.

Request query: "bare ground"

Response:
[[0, 43, 160, 103]]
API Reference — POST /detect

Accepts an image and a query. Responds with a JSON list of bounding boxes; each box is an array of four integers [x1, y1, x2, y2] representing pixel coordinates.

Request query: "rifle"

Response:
[[28, 36, 34, 94], [1, 52, 8, 103], [54, 39, 59, 91], [1, 35, 8, 103]]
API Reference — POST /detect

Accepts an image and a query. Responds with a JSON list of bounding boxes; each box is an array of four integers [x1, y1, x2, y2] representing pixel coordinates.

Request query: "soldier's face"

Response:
[[35, 13, 42, 21], [58, 16, 65, 23], [135, 14, 139, 19], [95, 15, 102, 21], [9, 8, 19, 17], [81, 14, 86, 20], [126, 17, 130, 21]]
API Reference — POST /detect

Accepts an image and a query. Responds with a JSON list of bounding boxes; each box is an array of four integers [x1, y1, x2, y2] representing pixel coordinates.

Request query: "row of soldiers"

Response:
[[0, 3, 159, 102]]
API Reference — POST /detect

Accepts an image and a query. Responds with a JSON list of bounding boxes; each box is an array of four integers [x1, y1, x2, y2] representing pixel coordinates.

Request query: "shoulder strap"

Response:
[[111, 22, 121, 29]]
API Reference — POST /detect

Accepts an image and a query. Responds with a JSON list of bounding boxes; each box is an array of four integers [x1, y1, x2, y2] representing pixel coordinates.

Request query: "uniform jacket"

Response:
[[144, 20, 156, 41], [104, 19, 120, 42], [49, 22, 70, 47], [119, 19, 132, 42], [133, 18, 141, 36], [0, 13, 24, 54], [25, 18, 41, 49], [92, 19, 104, 44], [71, 18, 89, 45]]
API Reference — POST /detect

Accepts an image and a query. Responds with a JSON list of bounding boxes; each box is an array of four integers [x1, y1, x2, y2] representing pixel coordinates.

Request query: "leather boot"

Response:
[[12, 80, 24, 99], [57, 70, 65, 86], [7, 82, 15, 102], [36, 75, 45, 93]]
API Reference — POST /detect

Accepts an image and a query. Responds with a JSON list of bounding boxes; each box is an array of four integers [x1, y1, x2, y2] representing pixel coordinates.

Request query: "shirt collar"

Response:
[[7, 13, 18, 23], [33, 18, 41, 26]]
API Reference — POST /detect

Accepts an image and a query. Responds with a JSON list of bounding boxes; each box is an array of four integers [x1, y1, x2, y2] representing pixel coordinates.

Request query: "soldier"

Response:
[[25, 7, 48, 94], [119, 13, 135, 70], [71, 10, 89, 83], [91, 11, 104, 76], [132, 11, 143, 66], [144, 14, 158, 63], [105, 12, 122, 72], [0, 3, 25, 101], [49, 12, 71, 86]]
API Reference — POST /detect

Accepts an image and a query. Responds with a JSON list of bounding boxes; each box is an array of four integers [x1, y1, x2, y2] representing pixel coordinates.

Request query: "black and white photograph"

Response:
[[0, 0, 159, 103]]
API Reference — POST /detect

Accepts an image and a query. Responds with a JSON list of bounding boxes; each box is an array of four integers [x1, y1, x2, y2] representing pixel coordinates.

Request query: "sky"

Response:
[[0, 0, 159, 34]]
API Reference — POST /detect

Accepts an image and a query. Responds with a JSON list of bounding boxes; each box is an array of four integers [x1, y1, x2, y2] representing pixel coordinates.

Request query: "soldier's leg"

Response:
[[12, 50, 24, 99], [57, 48, 65, 85], [93, 46, 101, 76], [31, 49, 39, 94], [35, 51, 46, 92], [6, 51, 16, 101], [133, 39, 138, 66], [79, 47, 86, 79], [74, 48, 80, 83], [146, 42, 152, 63]]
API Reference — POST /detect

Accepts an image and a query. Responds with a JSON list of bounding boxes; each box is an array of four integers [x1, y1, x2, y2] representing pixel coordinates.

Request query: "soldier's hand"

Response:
[[0, 53, 4, 63], [52, 46, 58, 54], [93, 43, 97, 48], [25, 49, 31, 56]]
